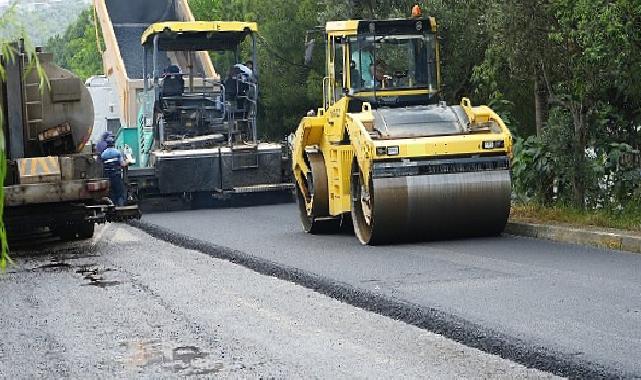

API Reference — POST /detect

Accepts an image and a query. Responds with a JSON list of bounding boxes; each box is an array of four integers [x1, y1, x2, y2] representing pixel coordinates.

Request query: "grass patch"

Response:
[[510, 202, 641, 233]]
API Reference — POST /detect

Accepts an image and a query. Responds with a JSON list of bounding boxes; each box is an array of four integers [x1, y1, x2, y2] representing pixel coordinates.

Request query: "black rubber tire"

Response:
[[296, 186, 340, 234], [77, 222, 95, 240], [55, 222, 95, 241], [350, 160, 380, 245], [296, 152, 340, 235], [56, 228, 77, 242]]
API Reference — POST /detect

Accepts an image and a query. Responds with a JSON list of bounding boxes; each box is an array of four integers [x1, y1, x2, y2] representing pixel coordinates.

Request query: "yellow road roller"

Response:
[[291, 16, 513, 245]]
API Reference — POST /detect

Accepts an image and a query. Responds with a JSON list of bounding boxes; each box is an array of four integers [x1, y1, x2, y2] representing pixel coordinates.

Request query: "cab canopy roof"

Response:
[[325, 18, 437, 36], [141, 21, 258, 51]]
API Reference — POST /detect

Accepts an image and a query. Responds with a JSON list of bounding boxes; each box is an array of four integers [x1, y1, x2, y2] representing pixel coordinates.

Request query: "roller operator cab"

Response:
[[292, 17, 513, 245]]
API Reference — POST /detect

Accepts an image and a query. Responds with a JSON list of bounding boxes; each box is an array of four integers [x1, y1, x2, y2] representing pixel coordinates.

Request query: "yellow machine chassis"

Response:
[[141, 21, 258, 45], [292, 98, 513, 218], [292, 17, 513, 244]]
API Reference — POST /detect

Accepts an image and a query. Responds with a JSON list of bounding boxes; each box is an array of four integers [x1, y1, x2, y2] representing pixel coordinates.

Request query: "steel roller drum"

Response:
[[352, 170, 512, 245]]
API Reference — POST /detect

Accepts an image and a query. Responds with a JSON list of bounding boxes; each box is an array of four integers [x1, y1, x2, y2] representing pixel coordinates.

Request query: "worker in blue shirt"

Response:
[[352, 41, 374, 88], [100, 137, 127, 206]]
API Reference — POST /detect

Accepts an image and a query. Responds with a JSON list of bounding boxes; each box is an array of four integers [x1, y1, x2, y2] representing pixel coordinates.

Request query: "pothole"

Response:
[[121, 341, 227, 375]]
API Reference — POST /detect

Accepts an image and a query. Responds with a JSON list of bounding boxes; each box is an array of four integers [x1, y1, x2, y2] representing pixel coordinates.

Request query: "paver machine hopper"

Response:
[[291, 15, 513, 244]]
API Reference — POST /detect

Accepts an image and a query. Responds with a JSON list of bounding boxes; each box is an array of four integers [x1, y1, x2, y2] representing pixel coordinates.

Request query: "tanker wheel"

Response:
[[351, 161, 376, 245], [77, 222, 95, 240], [296, 152, 340, 234], [56, 222, 95, 241]]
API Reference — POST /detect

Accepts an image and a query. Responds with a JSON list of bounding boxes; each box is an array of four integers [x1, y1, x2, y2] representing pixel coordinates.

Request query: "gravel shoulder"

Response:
[[0, 224, 554, 379]]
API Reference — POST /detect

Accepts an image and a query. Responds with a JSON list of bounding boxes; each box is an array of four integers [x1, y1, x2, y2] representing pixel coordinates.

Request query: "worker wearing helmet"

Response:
[[100, 137, 127, 206], [96, 131, 113, 156]]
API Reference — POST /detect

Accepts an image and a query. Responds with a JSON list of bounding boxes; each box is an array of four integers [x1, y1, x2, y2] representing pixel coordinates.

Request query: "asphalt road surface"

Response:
[[0, 224, 552, 379], [144, 203, 641, 378]]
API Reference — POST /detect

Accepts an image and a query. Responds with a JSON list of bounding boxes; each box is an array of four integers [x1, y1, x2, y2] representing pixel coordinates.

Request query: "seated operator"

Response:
[[371, 59, 390, 88], [350, 60, 362, 88], [352, 42, 374, 87], [224, 67, 240, 101], [244, 60, 254, 72], [161, 64, 184, 97], [225, 64, 253, 97]]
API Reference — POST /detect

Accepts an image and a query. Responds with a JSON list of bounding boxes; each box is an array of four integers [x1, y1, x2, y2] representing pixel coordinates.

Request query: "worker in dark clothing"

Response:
[[161, 64, 184, 97], [165, 64, 180, 75], [96, 131, 112, 156], [224, 67, 239, 101], [350, 60, 362, 88], [100, 137, 127, 206]]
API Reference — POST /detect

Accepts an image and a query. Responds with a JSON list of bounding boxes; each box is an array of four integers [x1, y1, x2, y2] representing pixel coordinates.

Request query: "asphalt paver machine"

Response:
[[137, 21, 290, 198], [94, 0, 291, 204], [291, 15, 513, 244]]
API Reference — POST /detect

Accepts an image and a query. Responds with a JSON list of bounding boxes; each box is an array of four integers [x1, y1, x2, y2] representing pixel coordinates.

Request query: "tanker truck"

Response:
[[2, 42, 139, 242]]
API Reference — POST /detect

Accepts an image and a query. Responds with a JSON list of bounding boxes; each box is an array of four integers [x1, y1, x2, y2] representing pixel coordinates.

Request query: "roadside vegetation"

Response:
[[0, 3, 22, 269], [24, 0, 641, 230], [1, 2, 48, 267], [511, 203, 641, 233]]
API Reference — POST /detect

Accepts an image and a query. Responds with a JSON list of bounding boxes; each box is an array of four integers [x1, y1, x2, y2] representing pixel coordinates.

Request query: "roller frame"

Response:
[[291, 17, 514, 245]]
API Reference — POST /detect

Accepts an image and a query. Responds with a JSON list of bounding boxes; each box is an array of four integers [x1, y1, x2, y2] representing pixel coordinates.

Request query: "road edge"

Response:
[[506, 221, 641, 254], [129, 219, 624, 379]]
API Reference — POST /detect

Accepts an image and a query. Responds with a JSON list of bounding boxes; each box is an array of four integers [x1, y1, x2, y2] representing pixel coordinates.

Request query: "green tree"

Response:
[[474, 0, 641, 208], [7, 0, 90, 46], [46, 8, 102, 80], [190, 0, 323, 138], [541, 0, 641, 206]]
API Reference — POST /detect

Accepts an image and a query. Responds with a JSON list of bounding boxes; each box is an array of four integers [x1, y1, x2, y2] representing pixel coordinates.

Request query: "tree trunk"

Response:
[[570, 104, 587, 208], [534, 73, 547, 137]]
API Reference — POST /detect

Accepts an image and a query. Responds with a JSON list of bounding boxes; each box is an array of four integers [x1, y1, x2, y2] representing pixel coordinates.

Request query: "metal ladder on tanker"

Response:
[[21, 54, 44, 142]]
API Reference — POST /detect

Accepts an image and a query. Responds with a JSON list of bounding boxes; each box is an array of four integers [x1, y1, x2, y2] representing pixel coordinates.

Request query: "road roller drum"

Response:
[[351, 168, 512, 244]]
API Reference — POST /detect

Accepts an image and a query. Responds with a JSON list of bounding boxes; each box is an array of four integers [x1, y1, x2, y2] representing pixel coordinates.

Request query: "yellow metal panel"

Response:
[[352, 89, 436, 97], [429, 17, 438, 32], [371, 134, 509, 159], [326, 145, 354, 215], [325, 20, 360, 36], [142, 21, 258, 45], [17, 157, 62, 185]]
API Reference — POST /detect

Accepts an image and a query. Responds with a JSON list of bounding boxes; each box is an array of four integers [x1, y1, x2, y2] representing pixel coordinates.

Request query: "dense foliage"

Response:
[[190, 0, 323, 139], [43, 0, 641, 211], [1, 0, 91, 46], [46, 8, 102, 80], [190, 0, 641, 209]]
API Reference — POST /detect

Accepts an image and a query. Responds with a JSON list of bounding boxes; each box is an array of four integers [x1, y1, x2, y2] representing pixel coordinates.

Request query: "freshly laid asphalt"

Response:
[[0, 224, 552, 379], [144, 203, 641, 378]]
